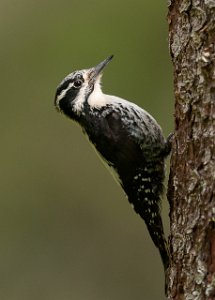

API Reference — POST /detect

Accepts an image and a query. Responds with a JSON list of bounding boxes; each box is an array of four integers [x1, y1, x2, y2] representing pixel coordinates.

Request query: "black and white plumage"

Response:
[[54, 56, 170, 270]]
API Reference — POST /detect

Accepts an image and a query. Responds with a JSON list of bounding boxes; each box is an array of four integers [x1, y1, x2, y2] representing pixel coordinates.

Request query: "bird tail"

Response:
[[134, 199, 169, 271], [121, 161, 169, 270]]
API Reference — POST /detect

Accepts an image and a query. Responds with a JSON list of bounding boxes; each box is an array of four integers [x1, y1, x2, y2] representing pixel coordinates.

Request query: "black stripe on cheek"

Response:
[[59, 88, 80, 116]]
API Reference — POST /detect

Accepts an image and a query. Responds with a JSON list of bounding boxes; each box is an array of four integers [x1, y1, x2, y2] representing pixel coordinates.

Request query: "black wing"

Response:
[[84, 109, 169, 269]]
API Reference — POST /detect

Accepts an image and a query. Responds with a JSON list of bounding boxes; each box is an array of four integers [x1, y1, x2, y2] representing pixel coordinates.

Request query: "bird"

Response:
[[54, 55, 171, 271]]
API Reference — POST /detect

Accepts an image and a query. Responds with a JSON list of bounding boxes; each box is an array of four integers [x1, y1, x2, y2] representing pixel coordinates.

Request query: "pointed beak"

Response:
[[89, 55, 114, 81]]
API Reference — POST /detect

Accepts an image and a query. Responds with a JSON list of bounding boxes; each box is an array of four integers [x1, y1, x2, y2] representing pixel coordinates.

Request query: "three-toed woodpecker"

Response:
[[54, 55, 171, 270]]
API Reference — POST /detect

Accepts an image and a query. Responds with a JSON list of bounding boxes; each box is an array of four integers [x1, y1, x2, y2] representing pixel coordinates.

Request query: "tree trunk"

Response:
[[167, 1, 215, 299]]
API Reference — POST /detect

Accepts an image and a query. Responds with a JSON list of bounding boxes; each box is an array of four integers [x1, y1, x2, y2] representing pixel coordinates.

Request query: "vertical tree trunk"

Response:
[[167, 1, 215, 299]]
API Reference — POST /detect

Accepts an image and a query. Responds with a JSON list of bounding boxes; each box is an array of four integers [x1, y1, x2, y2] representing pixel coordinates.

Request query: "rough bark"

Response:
[[167, 1, 215, 299]]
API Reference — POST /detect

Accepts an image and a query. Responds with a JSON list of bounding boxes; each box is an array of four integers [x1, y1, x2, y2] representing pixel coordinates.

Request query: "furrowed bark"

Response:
[[167, 1, 215, 299]]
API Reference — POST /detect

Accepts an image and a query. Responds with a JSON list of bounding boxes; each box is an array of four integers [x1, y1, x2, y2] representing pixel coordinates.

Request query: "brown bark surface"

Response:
[[167, 1, 215, 299]]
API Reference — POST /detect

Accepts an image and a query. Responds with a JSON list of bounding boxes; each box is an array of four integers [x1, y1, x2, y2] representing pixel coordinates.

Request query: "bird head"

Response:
[[54, 55, 113, 116]]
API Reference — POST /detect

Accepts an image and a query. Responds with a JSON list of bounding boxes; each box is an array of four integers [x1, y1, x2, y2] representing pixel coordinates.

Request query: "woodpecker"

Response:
[[54, 55, 171, 270]]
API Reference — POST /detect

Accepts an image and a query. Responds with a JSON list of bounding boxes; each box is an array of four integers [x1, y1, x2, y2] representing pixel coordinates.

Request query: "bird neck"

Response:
[[87, 81, 107, 109]]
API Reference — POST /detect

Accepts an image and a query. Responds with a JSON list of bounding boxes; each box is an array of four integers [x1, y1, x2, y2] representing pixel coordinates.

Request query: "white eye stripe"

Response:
[[56, 82, 74, 105]]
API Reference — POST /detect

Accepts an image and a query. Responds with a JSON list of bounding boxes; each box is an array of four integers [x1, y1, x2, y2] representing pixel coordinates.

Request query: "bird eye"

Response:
[[73, 80, 82, 88]]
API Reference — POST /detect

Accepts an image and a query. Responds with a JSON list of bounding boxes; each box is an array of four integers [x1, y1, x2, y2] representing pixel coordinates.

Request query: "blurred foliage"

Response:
[[0, 0, 173, 299]]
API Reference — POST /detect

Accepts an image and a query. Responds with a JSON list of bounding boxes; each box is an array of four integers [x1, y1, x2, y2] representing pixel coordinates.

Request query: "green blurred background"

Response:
[[1, 1, 173, 299]]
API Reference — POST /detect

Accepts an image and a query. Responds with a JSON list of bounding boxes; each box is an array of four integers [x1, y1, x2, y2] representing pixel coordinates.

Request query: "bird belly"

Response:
[[86, 135, 123, 187]]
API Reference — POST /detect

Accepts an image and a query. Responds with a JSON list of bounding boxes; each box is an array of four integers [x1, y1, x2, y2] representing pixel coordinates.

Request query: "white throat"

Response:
[[87, 79, 107, 109]]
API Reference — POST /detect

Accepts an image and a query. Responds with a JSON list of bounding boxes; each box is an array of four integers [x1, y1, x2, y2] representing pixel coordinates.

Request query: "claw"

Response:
[[165, 132, 174, 156]]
